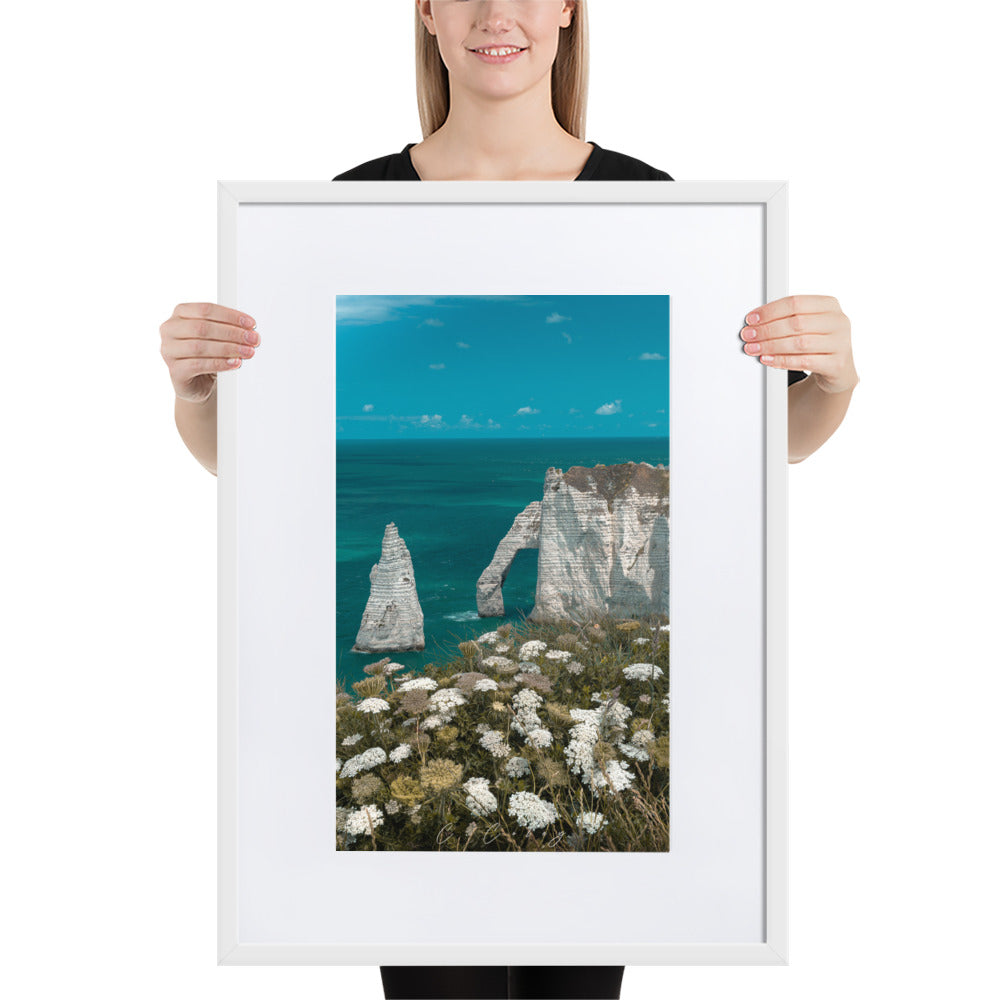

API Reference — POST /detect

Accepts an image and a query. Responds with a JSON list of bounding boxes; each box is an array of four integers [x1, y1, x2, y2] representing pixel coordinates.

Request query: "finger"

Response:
[[161, 336, 256, 362], [745, 294, 841, 326], [743, 333, 831, 358], [173, 357, 245, 382], [742, 310, 846, 343], [759, 354, 819, 371], [171, 302, 256, 330], [161, 314, 261, 348]]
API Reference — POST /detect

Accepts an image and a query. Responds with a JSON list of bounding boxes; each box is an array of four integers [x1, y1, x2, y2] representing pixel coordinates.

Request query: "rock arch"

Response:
[[476, 502, 542, 617]]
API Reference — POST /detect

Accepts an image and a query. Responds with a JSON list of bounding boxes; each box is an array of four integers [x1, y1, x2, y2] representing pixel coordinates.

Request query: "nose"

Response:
[[475, 1, 518, 32]]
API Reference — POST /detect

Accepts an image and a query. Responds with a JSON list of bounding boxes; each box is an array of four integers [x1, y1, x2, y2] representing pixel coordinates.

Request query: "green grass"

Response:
[[335, 612, 669, 852]]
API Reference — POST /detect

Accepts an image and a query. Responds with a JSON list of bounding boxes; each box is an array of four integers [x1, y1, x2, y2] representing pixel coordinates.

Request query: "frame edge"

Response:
[[217, 181, 240, 964]]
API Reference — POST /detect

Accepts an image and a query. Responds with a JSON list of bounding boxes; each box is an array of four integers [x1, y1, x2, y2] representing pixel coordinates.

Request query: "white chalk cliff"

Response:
[[353, 523, 425, 652], [477, 463, 669, 622], [476, 501, 542, 616]]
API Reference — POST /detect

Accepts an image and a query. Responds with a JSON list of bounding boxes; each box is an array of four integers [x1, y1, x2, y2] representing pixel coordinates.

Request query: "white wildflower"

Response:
[[335, 757, 342, 774], [399, 677, 438, 692], [357, 697, 390, 714], [383, 661, 406, 674], [494, 642, 512, 653], [516, 661, 541, 675], [508, 791, 558, 831], [463, 777, 499, 818], [566, 660, 585, 675], [479, 730, 512, 758], [622, 662, 663, 682], [385, 799, 401, 815], [632, 637, 651, 645], [587, 696, 633, 732], [342, 732, 362, 746], [506, 756, 531, 778], [389, 743, 413, 763], [422, 714, 444, 730], [340, 746, 388, 779], [526, 727, 553, 749], [482, 655, 517, 671], [478, 631, 500, 645], [430, 688, 468, 712], [662, 694, 670, 712], [513, 688, 543, 711], [545, 649, 573, 662], [510, 687, 544, 737], [631, 728, 656, 748], [619, 741, 650, 761], [590, 759, 635, 793], [577, 811, 608, 835], [343, 804, 385, 836], [518, 640, 548, 659], [655, 624, 671, 632], [473, 677, 499, 693]]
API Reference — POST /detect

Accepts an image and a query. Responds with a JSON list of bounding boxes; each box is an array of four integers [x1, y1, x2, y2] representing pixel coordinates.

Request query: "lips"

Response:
[[469, 47, 527, 64]]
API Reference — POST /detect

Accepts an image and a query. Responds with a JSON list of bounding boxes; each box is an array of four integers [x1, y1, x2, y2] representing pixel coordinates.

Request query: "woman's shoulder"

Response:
[[583, 142, 673, 181], [332, 144, 419, 181]]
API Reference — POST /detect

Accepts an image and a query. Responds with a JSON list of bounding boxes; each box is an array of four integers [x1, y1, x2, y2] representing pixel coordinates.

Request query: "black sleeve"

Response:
[[788, 370, 809, 385]]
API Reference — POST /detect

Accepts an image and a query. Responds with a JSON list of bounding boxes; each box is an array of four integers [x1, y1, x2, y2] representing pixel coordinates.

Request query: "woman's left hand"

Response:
[[740, 294, 859, 393]]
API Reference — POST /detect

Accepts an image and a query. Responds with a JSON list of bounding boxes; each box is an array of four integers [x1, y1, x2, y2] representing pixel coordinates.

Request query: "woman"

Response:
[[160, 3, 858, 996]]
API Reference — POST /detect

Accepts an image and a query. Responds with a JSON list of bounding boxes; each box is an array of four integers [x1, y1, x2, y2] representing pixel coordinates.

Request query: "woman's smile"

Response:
[[468, 45, 528, 64]]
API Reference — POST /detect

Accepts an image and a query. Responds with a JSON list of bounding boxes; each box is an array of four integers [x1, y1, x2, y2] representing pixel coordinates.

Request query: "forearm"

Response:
[[174, 385, 219, 476], [788, 375, 857, 463]]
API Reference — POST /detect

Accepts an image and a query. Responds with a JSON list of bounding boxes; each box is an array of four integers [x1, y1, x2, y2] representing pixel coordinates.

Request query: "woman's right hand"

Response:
[[159, 302, 259, 403]]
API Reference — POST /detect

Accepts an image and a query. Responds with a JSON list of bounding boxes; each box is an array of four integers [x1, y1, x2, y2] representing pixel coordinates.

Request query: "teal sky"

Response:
[[335, 295, 669, 440]]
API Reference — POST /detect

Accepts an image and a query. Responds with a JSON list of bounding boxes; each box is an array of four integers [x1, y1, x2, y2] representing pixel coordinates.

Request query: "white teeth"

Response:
[[477, 47, 522, 56]]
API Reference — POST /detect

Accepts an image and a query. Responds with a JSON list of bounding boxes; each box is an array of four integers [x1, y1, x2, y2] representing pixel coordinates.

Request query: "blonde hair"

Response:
[[414, 1, 590, 140]]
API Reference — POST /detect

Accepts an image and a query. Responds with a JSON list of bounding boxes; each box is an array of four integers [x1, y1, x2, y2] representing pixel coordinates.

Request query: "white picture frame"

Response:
[[217, 180, 789, 967]]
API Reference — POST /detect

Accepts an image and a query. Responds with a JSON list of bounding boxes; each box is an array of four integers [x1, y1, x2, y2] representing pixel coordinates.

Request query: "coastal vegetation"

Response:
[[335, 614, 669, 852]]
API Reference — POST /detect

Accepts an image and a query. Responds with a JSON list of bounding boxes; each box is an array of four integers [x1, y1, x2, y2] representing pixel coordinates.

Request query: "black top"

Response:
[[332, 140, 673, 182], [333, 142, 808, 385]]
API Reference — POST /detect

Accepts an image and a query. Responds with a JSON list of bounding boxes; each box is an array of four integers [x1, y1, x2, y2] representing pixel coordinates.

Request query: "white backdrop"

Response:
[[2, 1, 997, 998]]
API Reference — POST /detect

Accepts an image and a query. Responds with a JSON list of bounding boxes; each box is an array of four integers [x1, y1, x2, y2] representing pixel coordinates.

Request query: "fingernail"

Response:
[[227, 358, 241, 366], [239, 315, 255, 328], [746, 312, 760, 324], [245, 331, 259, 346], [744, 342, 761, 355], [744, 327, 757, 340], [760, 355, 774, 364]]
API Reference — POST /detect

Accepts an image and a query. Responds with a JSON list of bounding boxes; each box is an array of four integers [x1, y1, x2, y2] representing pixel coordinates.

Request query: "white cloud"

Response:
[[568, 408, 579, 415], [420, 318, 444, 327], [561, 331, 572, 344], [648, 423, 658, 428], [362, 403, 374, 413], [545, 312, 571, 324], [639, 352, 666, 361], [456, 341, 470, 349], [429, 363, 446, 370], [595, 399, 623, 416], [487, 419, 502, 430], [516, 406, 540, 416], [419, 414, 444, 427], [459, 414, 481, 428]]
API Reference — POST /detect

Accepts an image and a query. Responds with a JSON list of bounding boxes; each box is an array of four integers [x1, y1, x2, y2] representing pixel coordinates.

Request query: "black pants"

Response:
[[380, 966, 625, 999]]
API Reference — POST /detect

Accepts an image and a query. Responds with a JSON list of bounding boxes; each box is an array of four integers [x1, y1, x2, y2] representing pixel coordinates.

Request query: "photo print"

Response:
[[335, 295, 669, 852]]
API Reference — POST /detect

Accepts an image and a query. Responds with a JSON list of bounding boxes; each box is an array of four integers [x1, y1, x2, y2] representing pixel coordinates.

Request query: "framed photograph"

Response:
[[217, 180, 789, 966]]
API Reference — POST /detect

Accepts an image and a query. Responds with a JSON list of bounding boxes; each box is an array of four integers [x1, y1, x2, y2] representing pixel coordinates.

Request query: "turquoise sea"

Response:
[[336, 437, 669, 691]]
